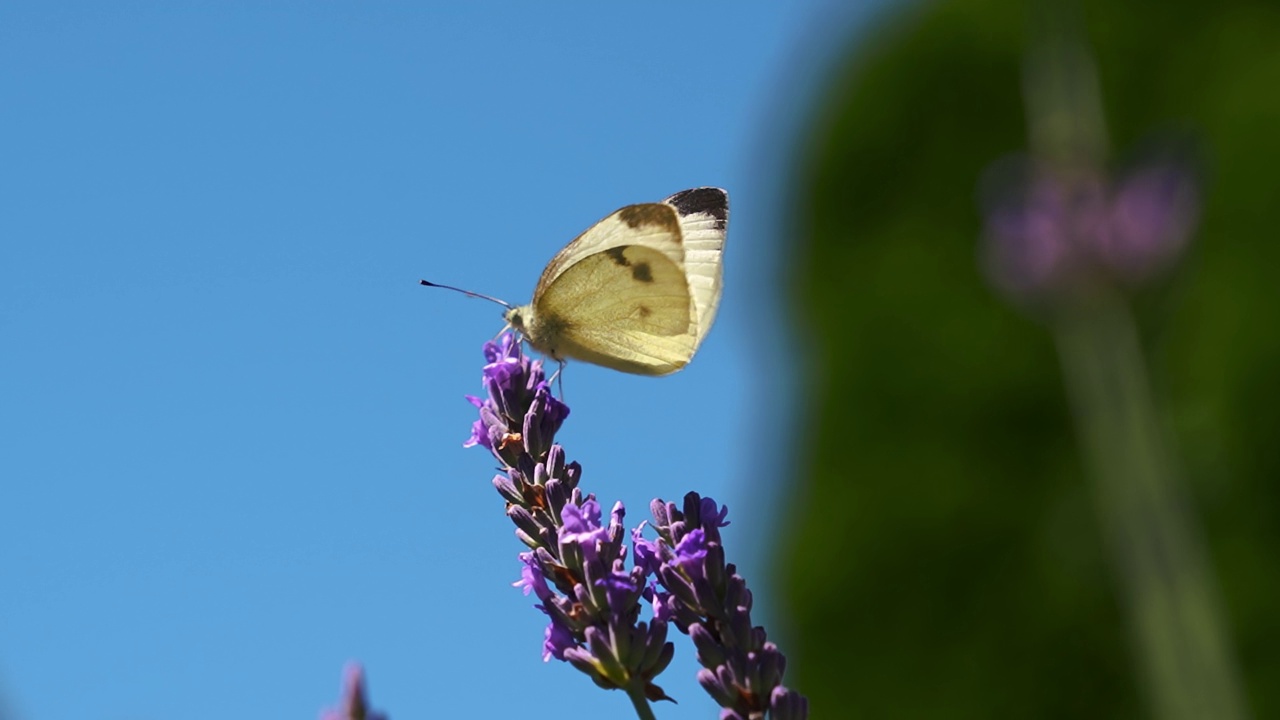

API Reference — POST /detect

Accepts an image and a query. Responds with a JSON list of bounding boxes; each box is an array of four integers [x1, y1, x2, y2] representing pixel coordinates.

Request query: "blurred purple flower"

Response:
[[981, 155, 1199, 299], [1101, 163, 1199, 278], [320, 663, 387, 720]]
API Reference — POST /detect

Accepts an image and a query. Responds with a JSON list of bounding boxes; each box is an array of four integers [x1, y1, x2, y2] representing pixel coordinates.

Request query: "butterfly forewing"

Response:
[[534, 202, 686, 301], [662, 188, 728, 346]]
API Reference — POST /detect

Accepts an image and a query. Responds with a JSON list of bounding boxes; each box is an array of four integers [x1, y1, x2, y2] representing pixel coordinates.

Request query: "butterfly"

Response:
[[424, 187, 727, 375]]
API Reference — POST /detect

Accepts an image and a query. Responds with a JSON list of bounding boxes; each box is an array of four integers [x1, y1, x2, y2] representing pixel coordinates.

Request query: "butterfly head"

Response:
[[505, 303, 567, 361], [504, 305, 532, 335]]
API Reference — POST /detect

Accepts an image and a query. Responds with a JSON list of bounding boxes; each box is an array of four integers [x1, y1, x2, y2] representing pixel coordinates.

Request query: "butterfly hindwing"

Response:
[[530, 244, 696, 375]]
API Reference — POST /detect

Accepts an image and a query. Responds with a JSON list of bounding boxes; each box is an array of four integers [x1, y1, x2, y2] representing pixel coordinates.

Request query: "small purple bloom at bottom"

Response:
[[320, 663, 388, 720]]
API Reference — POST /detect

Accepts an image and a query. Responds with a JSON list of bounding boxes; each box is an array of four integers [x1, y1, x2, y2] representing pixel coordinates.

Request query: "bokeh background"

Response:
[[3, 1, 1278, 719], [780, 0, 1280, 718]]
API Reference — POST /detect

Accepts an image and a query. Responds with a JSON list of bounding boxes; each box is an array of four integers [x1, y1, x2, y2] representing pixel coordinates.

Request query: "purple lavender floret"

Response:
[[647, 493, 809, 720], [464, 333, 568, 468], [467, 335, 674, 702]]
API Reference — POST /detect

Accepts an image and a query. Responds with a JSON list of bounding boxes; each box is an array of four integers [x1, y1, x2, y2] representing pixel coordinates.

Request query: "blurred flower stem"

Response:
[[1022, 9, 1251, 718], [1054, 294, 1248, 720]]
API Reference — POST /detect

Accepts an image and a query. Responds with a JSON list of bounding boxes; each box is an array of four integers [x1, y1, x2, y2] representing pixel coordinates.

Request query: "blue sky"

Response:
[[0, 3, 870, 718]]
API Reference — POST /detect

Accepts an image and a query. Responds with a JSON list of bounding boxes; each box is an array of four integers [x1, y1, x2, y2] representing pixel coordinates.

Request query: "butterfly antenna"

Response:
[[419, 279, 513, 309]]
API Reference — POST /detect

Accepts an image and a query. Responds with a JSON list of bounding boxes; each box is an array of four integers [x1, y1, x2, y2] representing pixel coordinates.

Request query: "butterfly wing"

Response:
[[522, 188, 729, 375], [662, 188, 728, 345], [534, 201, 687, 293], [531, 243, 696, 375]]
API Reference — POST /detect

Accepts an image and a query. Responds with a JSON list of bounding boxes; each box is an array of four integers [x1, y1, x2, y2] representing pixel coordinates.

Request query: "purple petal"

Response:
[[542, 618, 577, 662], [674, 528, 708, 570], [1102, 164, 1198, 279], [631, 523, 662, 577], [514, 551, 553, 602]]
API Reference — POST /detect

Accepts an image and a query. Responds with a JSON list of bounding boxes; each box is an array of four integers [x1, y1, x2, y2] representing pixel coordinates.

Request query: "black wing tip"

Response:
[[665, 187, 728, 230]]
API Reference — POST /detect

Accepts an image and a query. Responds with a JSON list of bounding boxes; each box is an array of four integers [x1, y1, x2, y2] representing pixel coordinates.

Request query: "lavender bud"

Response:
[[646, 493, 808, 718], [320, 663, 388, 720]]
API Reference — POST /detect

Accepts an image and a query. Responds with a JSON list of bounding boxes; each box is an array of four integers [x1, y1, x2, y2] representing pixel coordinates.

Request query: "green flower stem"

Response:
[[624, 681, 658, 720], [1054, 291, 1250, 720]]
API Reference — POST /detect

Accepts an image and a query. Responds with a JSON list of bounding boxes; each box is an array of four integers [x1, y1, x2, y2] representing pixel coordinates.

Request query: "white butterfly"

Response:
[[425, 188, 728, 375]]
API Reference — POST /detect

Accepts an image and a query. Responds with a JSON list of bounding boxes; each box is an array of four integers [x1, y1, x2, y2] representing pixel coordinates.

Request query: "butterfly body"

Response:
[[508, 188, 728, 376]]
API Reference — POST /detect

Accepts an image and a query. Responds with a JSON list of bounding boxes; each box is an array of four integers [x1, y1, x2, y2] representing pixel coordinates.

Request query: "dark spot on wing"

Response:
[[638, 305, 652, 318], [618, 204, 680, 234], [605, 247, 630, 267], [604, 246, 654, 282], [665, 188, 728, 231]]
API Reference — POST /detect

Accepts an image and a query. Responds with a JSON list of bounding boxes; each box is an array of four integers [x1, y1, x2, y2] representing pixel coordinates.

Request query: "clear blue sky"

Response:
[[0, 3, 868, 718]]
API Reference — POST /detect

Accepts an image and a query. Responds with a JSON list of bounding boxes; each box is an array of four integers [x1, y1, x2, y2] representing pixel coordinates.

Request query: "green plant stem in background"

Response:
[[1054, 293, 1250, 720]]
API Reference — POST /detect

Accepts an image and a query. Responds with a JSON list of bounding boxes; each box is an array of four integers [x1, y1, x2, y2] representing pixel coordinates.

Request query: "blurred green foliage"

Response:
[[778, 0, 1280, 716]]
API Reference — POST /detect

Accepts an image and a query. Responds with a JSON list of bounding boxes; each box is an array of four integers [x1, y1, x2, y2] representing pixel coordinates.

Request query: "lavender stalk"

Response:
[[978, 24, 1248, 720], [465, 334, 807, 719], [468, 334, 672, 718]]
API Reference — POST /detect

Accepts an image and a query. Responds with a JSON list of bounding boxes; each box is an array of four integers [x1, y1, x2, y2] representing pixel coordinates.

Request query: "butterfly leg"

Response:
[[546, 360, 567, 399], [490, 324, 513, 343]]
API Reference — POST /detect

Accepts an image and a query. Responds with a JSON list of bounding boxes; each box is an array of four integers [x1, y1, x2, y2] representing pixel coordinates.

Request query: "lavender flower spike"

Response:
[[648, 493, 809, 720], [466, 335, 805, 717], [466, 335, 675, 714]]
